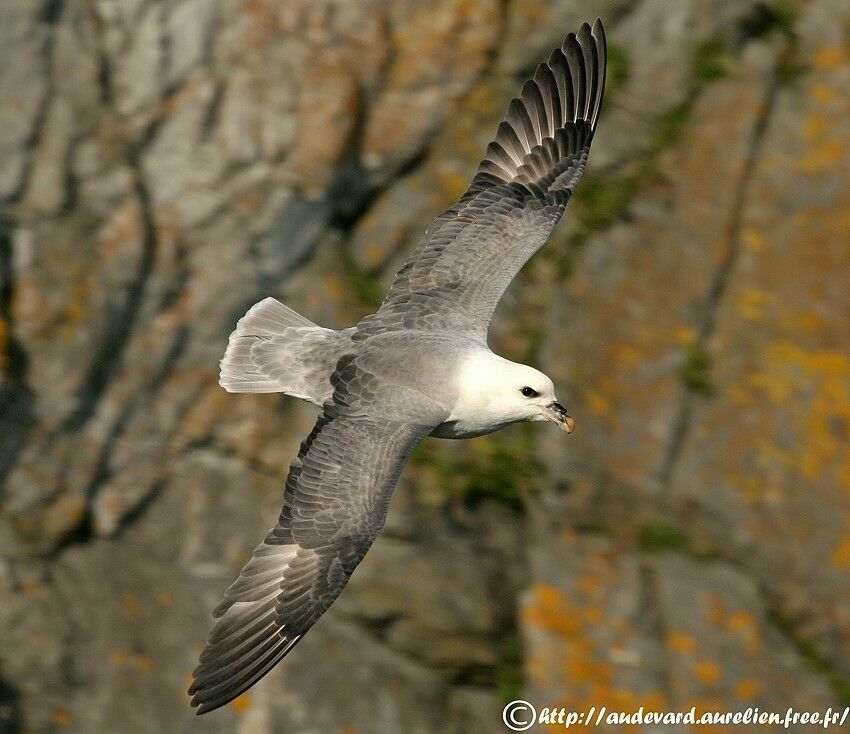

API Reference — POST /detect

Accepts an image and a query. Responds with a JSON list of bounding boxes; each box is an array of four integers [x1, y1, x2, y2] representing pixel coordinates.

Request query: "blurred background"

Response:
[[0, 0, 849, 732]]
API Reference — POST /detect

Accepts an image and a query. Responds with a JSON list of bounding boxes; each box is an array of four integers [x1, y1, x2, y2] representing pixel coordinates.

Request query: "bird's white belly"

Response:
[[430, 417, 511, 439], [432, 349, 525, 438]]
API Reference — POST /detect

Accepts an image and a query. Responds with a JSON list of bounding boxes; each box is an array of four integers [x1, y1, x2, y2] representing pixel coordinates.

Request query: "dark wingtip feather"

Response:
[[476, 19, 607, 192], [188, 541, 318, 715], [590, 19, 607, 127]]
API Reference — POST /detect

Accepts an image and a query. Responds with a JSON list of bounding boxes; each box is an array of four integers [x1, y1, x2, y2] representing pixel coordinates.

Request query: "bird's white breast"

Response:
[[433, 351, 518, 438]]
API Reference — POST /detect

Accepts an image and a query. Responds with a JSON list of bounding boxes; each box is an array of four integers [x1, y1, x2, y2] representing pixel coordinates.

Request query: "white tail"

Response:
[[219, 298, 318, 394], [234, 297, 317, 334]]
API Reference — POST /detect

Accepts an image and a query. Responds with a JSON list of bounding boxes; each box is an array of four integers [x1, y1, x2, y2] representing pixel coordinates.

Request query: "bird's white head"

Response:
[[448, 352, 575, 437]]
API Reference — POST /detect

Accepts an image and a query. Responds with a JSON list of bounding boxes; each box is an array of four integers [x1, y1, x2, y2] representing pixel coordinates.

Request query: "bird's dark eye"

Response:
[[520, 386, 539, 398]]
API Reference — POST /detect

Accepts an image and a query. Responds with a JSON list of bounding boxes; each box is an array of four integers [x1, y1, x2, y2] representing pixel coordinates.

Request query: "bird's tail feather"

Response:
[[219, 297, 318, 394], [234, 296, 317, 335]]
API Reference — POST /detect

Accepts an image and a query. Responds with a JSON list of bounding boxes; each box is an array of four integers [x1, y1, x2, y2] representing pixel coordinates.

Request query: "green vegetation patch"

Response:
[[679, 342, 715, 396], [637, 521, 689, 553], [650, 102, 693, 151], [767, 607, 850, 706], [345, 266, 383, 307], [635, 520, 720, 561], [412, 426, 542, 511], [692, 39, 734, 87], [569, 172, 641, 246], [741, 0, 799, 41], [776, 44, 807, 86], [605, 41, 631, 95], [494, 634, 525, 706]]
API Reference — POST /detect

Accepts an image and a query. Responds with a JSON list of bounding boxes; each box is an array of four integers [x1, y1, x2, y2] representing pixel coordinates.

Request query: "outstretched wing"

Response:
[[357, 20, 606, 341], [189, 359, 445, 714]]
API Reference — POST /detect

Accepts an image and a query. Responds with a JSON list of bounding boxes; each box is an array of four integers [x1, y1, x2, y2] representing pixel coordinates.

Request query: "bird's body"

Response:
[[223, 299, 562, 438], [191, 19, 606, 714]]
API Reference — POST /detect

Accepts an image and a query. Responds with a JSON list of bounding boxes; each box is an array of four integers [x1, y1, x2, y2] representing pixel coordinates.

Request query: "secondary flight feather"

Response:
[[190, 19, 606, 714]]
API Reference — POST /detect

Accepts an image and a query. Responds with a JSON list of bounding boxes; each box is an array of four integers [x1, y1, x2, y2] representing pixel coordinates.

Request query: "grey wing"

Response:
[[189, 359, 445, 714], [357, 20, 606, 341]]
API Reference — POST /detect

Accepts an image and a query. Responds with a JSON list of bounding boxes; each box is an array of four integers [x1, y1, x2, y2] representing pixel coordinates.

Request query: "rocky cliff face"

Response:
[[1, 0, 849, 732]]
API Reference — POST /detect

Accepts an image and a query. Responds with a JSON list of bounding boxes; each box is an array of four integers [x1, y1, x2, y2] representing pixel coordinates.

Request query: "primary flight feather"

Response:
[[190, 18, 606, 714]]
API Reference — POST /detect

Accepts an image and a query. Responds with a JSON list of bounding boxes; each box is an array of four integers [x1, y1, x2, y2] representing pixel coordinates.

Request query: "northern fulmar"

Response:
[[190, 19, 607, 713]]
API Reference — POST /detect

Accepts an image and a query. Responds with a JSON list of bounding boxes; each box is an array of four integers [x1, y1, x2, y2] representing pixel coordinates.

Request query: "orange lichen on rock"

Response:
[[120, 595, 141, 618], [736, 679, 759, 700], [725, 611, 761, 653], [0, 316, 8, 370], [155, 590, 174, 607], [830, 536, 850, 569], [667, 631, 696, 654], [778, 310, 827, 334], [740, 228, 766, 252], [803, 112, 829, 142], [322, 275, 347, 301], [736, 289, 775, 320], [52, 709, 73, 727], [812, 83, 837, 104], [436, 168, 471, 202], [813, 46, 846, 71], [694, 659, 721, 686], [676, 326, 698, 344], [130, 653, 153, 672], [230, 691, 253, 713], [524, 575, 666, 732], [745, 343, 850, 488], [801, 138, 846, 172], [704, 595, 726, 626], [43, 495, 88, 541], [244, 0, 283, 41], [584, 389, 613, 416], [523, 583, 581, 636]]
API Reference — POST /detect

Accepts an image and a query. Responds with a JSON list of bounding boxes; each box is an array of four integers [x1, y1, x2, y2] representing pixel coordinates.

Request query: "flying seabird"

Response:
[[190, 19, 606, 713]]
